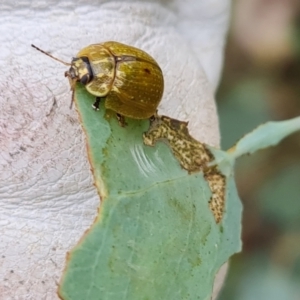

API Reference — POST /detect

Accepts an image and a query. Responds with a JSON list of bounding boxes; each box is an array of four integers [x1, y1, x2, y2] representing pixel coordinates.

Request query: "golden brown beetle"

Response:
[[32, 41, 164, 125]]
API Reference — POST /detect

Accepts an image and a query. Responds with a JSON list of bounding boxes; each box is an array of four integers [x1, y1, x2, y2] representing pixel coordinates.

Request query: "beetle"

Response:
[[31, 41, 164, 126]]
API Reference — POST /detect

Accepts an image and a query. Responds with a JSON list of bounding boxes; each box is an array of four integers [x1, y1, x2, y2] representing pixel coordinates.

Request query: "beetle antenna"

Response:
[[31, 44, 71, 66]]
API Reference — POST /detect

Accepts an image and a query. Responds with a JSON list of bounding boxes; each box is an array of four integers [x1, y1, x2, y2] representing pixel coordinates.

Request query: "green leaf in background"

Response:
[[58, 85, 300, 300]]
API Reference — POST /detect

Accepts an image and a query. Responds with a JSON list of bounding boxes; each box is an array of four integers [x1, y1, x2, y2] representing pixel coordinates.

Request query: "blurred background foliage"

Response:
[[216, 0, 300, 299]]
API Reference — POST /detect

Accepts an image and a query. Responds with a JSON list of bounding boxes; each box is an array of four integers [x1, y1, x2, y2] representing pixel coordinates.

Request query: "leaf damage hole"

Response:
[[143, 115, 226, 223]]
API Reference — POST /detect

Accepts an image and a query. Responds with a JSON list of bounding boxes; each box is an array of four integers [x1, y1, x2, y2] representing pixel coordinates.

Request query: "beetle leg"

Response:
[[149, 115, 156, 124], [116, 114, 127, 127], [92, 97, 102, 110], [149, 110, 158, 124]]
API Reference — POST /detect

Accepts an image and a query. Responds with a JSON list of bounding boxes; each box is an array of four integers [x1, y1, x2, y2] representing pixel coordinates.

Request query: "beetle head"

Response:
[[65, 57, 93, 87], [64, 57, 94, 108]]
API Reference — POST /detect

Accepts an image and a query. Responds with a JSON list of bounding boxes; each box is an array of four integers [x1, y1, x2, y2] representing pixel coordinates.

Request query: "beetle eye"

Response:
[[80, 74, 90, 85]]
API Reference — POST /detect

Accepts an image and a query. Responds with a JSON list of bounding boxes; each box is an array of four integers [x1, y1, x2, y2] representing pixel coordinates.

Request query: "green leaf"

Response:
[[58, 85, 300, 299], [227, 117, 300, 160], [58, 85, 242, 300]]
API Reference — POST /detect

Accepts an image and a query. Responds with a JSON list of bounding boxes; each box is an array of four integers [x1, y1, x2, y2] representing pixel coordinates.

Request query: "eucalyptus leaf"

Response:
[[58, 85, 300, 299]]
